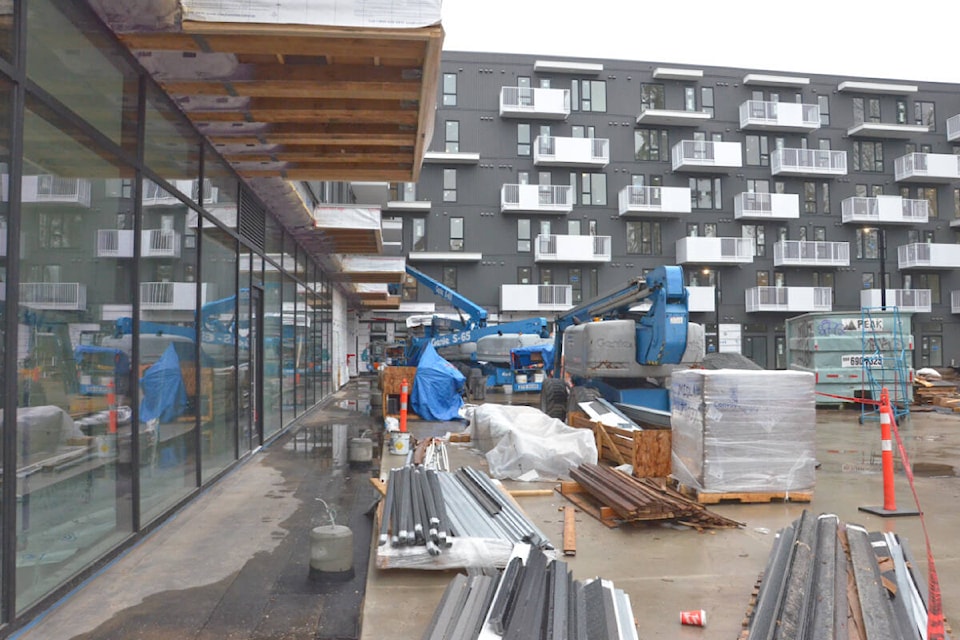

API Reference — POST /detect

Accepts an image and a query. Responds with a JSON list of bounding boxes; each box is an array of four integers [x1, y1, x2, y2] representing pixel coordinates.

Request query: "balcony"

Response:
[[733, 192, 800, 220], [385, 199, 431, 212], [840, 196, 928, 225], [22, 175, 92, 208], [686, 286, 715, 313], [499, 86, 570, 120], [349, 182, 390, 206], [20, 283, 87, 310], [675, 237, 754, 264], [618, 185, 691, 216], [738, 100, 820, 132], [670, 140, 742, 173], [773, 241, 850, 267], [534, 136, 609, 168], [407, 252, 482, 263], [771, 148, 847, 177], [500, 184, 574, 214], [745, 286, 832, 313], [898, 243, 960, 269], [635, 106, 712, 127], [422, 151, 480, 165], [534, 234, 612, 263], [96, 229, 182, 258], [861, 289, 931, 313], [846, 121, 929, 139], [500, 284, 573, 312], [894, 153, 960, 183], [141, 282, 210, 310], [948, 114, 960, 142]]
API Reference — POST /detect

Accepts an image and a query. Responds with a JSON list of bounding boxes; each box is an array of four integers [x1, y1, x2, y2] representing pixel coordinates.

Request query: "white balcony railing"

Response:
[[534, 234, 611, 263], [140, 282, 210, 310], [500, 284, 573, 312], [860, 289, 932, 313], [948, 114, 960, 142], [738, 100, 820, 132], [898, 243, 960, 269], [97, 229, 182, 257], [771, 148, 847, 177], [733, 192, 800, 220], [617, 185, 692, 216], [675, 237, 754, 264], [500, 184, 574, 214], [21, 175, 92, 208], [840, 196, 929, 225], [671, 140, 743, 172], [499, 86, 571, 119], [745, 286, 833, 313], [894, 153, 960, 183], [686, 286, 715, 313], [20, 282, 87, 310], [773, 241, 850, 267], [533, 136, 609, 167]]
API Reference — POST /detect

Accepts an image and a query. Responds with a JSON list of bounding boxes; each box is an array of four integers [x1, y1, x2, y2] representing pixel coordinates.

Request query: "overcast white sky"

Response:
[[440, 0, 959, 84]]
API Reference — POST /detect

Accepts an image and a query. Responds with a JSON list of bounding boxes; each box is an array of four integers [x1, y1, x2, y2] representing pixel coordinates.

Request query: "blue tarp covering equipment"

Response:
[[139, 343, 188, 423], [410, 342, 465, 421], [510, 343, 555, 373]]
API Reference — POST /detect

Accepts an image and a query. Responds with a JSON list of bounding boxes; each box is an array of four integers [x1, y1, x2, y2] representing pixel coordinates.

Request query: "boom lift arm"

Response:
[[404, 265, 487, 334]]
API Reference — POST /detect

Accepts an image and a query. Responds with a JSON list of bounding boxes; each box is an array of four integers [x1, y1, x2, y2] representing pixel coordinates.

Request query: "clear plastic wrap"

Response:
[[375, 537, 514, 571], [669, 369, 816, 493], [466, 404, 598, 481]]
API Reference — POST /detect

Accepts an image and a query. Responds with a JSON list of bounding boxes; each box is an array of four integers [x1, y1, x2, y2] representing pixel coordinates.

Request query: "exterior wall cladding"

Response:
[[404, 51, 960, 370]]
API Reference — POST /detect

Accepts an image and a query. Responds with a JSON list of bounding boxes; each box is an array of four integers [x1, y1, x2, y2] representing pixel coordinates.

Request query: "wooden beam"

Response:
[[160, 80, 422, 100], [188, 108, 419, 126], [224, 152, 413, 164], [239, 168, 414, 181], [563, 505, 577, 556], [212, 133, 415, 147], [411, 27, 443, 181]]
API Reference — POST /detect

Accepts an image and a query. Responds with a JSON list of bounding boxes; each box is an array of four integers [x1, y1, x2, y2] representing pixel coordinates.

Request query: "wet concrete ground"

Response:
[[12, 379, 960, 640]]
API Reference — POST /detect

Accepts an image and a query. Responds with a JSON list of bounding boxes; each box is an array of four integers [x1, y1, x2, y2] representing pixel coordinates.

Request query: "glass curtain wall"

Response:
[[0, 78, 8, 608], [262, 266, 282, 439]]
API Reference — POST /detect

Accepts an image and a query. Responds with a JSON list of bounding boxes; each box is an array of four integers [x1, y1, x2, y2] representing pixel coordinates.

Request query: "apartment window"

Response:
[[579, 172, 607, 205], [852, 141, 884, 172], [745, 135, 769, 166], [915, 101, 935, 128], [856, 228, 879, 259], [813, 226, 825, 241], [803, 181, 830, 214], [684, 86, 696, 111], [954, 188, 960, 220], [852, 97, 880, 124], [540, 267, 553, 285], [517, 219, 531, 252], [444, 120, 460, 153], [449, 216, 464, 251], [570, 268, 583, 304], [571, 79, 607, 112], [862, 273, 874, 289], [746, 179, 769, 193], [442, 72, 457, 106], [817, 95, 830, 125], [742, 224, 765, 257], [635, 129, 669, 161], [518, 266, 532, 284], [412, 218, 426, 252], [402, 273, 418, 301], [756, 271, 770, 287], [687, 223, 699, 237], [442, 267, 457, 290], [38, 212, 81, 248], [690, 177, 722, 209], [798, 226, 807, 241], [443, 168, 457, 202], [703, 223, 717, 237], [396, 182, 416, 202], [896, 99, 908, 125], [640, 83, 665, 111], [625, 220, 662, 255], [812, 271, 835, 302], [700, 87, 714, 117], [916, 273, 941, 304], [902, 186, 938, 218], [568, 219, 581, 235], [908, 229, 920, 244], [517, 123, 531, 156]]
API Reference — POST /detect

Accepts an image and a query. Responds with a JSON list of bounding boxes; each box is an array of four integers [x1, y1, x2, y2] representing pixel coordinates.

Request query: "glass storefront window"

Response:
[[263, 268, 282, 439], [26, 0, 138, 151], [0, 77, 10, 607], [144, 86, 200, 204], [202, 147, 239, 231], [17, 103, 134, 611], [0, 0, 13, 62]]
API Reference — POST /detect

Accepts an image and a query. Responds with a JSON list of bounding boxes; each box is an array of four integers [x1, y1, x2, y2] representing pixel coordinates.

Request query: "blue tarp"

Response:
[[511, 343, 555, 373], [139, 343, 188, 423], [410, 342, 465, 421]]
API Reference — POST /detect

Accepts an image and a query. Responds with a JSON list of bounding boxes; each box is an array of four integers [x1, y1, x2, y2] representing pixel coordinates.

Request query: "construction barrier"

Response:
[[107, 380, 117, 435], [399, 378, 408, 434]]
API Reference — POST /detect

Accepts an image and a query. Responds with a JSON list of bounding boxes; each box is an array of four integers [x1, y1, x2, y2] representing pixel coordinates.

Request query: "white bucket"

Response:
[[94, 434, 117, 458], [388, 431, 411, 456], [515, 374, 528, 384], [534, 372, 545, 383]]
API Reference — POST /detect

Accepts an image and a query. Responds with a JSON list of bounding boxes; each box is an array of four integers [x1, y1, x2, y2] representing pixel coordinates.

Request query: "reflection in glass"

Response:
[[0, 77, 9, 603], [17, 105, 133, 612], [0, 0, 12, 62], [263, 269, 282, 439], [144, 86, 200, 203]]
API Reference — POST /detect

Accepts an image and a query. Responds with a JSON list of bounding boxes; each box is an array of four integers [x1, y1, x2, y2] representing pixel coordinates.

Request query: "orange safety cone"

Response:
[[108, 380, 118, 435], [858, 387, 918, 518], [399, 378, 409, 434]]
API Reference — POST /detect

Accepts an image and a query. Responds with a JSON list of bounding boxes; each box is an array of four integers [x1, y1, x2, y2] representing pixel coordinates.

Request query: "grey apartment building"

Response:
[[394, 52, 960, 370]]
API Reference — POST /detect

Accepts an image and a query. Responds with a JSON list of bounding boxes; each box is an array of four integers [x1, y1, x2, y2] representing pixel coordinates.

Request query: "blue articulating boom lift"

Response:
[[400, 265, 550, 366], [539, 265, 705, 425]]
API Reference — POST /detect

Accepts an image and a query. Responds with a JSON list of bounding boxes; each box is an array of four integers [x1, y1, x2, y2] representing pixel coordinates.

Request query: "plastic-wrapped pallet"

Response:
[[670, 369, 816, 493]]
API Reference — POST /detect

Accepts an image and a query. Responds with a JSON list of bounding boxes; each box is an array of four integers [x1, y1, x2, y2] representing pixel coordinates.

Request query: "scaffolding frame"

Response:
[[859, 306, 911, 423]]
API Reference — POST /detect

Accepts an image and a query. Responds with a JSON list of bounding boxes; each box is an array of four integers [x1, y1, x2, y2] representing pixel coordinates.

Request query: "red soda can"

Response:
[[680, 609, 706, 626]]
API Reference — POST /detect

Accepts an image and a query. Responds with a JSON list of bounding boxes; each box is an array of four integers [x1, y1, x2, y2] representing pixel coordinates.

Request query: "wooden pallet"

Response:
[[568, 414, 671, 478], [674, 482, 813, 505], [558, 481, 620, 529]]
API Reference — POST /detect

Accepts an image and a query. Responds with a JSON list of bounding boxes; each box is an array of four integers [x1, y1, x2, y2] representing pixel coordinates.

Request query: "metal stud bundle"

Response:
[[379, 465, 451, 556]]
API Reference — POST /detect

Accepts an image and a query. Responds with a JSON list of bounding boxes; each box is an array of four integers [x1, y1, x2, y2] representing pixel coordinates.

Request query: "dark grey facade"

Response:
[[400, 51, 960, 370]]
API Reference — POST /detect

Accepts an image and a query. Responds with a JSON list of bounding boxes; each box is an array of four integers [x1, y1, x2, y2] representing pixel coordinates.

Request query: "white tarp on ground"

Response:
[[464, 404, 598, 481], [184, 0, 442, 28]]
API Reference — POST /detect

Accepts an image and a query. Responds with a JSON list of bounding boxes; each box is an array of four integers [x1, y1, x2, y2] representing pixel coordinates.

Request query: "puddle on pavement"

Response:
[[911, 462, 957, 477], [335, 397, 372, 415]]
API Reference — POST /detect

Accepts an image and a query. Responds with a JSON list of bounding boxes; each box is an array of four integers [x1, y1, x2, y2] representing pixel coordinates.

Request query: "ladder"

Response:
[[859, 306, 911, 423]]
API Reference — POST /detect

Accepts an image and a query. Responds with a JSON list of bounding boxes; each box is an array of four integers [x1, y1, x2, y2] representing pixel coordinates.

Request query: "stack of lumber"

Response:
[[914, 376, 960, 409], [563, 463, 743, 530], [568, 413, 671, 478]]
